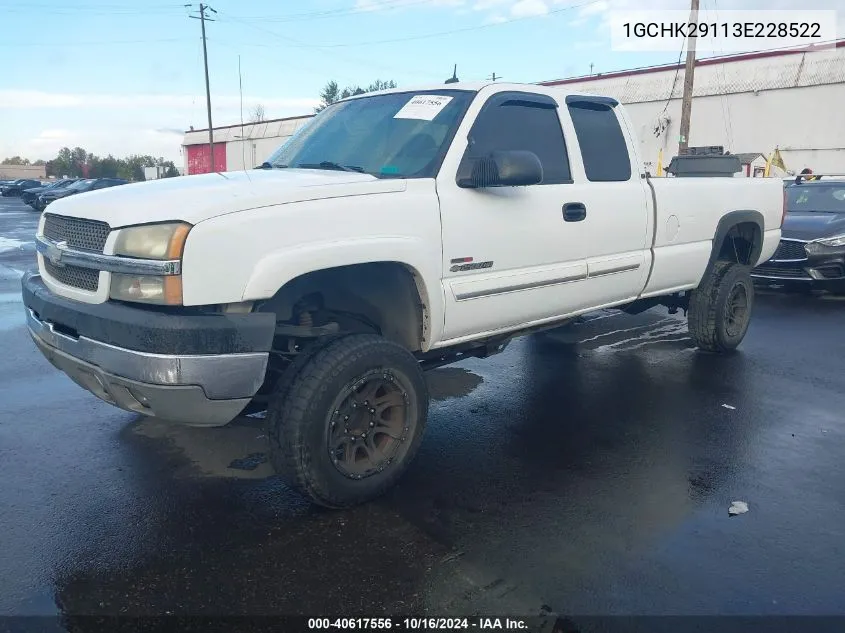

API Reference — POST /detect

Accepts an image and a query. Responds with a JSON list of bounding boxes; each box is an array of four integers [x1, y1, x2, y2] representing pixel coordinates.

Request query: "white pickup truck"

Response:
[[22, 83, 784, 507]]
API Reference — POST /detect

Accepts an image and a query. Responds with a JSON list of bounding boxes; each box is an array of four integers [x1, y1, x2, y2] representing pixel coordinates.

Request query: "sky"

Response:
[[1, 0, 840, 164]]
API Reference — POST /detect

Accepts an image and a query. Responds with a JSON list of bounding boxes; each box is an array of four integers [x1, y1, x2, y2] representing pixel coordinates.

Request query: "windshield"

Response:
[[265, 89, 475, 179], [66, 179, 95, 191], [786, 184, 845, 213]]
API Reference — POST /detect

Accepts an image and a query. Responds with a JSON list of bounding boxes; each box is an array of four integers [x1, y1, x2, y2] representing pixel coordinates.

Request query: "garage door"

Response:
[[186, 143, 227, 175]]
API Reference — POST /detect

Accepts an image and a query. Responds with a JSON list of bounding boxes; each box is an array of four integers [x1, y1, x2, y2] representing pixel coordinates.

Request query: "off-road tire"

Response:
[[267, 334, 429, 508], [688, 261, 754, 353]]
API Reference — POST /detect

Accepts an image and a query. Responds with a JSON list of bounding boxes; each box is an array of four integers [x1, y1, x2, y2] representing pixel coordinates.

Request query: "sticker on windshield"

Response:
[[394, 95, 453, 121]]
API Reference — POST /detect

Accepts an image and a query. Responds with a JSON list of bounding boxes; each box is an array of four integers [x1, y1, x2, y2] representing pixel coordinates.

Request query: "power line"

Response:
[[0, 1, 181, 7], [660, 38, 687, 114], [229, 0, 438, 22], [0, 38, 188, 47], [229, 0, 435, 23], [0, 4, 186, 15], [709, 0, 735, 149], [216, 9, 442, 81], [225, 0, 604, 49]]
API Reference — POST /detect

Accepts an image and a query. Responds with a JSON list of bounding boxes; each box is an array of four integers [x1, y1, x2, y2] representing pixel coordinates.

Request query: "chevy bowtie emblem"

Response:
[[46, 241, 69, 267]]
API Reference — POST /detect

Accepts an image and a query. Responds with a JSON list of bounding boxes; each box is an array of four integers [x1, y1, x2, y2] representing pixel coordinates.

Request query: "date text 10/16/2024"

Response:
[[308, 618, 529, 630]]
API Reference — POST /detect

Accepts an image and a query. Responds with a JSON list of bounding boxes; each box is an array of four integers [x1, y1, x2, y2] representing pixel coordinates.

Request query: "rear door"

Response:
[[561, 96, 652, 305]]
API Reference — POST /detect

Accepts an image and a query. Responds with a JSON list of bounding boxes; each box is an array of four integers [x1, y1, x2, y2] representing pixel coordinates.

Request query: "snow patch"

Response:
[[0, 237, 28, 253]]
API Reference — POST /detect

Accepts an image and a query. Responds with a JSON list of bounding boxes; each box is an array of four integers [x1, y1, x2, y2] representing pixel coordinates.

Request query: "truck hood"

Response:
[[43, 169, 407, 228], [782, 211, 845, 241]]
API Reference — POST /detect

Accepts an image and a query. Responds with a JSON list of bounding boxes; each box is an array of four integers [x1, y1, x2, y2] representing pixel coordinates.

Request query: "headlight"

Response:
[[113, 222, 190, 259], [109, 222, 191, 305], [816, 234, 845, 248]]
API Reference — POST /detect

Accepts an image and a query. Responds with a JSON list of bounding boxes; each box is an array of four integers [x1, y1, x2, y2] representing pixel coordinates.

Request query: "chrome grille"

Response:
[[43, 213, 110, 253], [43, 260, 100, 291], [753, 263, 811, 279], [771, 240, 807, 261]]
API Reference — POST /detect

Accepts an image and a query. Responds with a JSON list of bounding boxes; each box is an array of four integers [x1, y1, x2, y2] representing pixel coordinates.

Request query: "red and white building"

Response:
[[182, 115, 312, 175]]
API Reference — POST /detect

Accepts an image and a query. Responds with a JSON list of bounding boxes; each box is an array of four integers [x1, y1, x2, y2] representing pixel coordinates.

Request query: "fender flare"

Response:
[[704, 209, 765, 276]]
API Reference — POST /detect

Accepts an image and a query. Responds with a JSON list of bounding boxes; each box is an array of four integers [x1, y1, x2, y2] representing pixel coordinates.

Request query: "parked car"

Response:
[[1, 179, 43, 197], [22, 83, 784, 508], [36, 177, 128, 210], [752, 177, 845, 293], [22, 179, 79, 208]]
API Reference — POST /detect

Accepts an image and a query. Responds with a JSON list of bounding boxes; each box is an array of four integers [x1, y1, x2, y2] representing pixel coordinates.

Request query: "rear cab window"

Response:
[[566, 96, 632, 182]]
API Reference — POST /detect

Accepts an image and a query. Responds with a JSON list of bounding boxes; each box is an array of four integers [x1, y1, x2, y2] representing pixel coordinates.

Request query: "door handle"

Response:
[[563, 202, 587, 222]]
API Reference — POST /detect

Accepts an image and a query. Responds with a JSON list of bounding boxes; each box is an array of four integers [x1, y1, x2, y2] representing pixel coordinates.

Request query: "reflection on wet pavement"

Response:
[[1, 197, 844, 621]]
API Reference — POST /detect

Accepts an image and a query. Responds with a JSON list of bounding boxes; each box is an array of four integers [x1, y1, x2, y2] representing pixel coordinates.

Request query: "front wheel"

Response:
[[688, 261, 754, 353], [267, 334, 429, 508]]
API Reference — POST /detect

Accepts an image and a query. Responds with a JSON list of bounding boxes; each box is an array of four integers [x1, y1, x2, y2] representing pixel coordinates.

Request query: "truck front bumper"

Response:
[[22, 272, 276, 426]]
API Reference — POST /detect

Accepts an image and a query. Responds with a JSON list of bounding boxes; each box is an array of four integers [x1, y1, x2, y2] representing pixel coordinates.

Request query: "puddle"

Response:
[[130, 416, 274, 480], [426, 367, 484, 401], [128, 368, 483, 480]]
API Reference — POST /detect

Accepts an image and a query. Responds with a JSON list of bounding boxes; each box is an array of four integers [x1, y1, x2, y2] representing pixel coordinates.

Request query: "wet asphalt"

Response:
[[1, 196, 844, 625]]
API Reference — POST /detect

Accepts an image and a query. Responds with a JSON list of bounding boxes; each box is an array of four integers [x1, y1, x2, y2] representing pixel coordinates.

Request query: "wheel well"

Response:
[[715, 221, 760, 265], [256, 262, 428, 352]]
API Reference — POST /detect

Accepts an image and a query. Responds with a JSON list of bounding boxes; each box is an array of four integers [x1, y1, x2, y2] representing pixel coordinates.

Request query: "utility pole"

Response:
[[487, 72, 500, 82], [678, 0, 699, 154], [189, 3, 217, 172], [589, 62, 594, 75]]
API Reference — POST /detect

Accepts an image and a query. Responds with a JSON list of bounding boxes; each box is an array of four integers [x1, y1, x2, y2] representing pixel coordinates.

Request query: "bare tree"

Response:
[[250, 104, 266, 123]]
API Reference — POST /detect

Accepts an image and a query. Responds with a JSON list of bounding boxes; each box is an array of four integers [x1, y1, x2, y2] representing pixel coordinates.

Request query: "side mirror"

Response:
[[456, 150, 543, 189]]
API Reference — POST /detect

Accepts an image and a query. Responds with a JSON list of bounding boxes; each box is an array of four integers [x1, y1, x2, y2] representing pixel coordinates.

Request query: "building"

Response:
[[0, 164, 47, 181], [540, 40, 845, 175], [182, 40, 845, 177], [182, 115, 312, 175]]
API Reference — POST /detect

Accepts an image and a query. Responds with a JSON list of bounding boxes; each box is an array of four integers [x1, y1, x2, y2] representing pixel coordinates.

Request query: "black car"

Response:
[[21, 179, 79, 207], [1, 179, 43, 197], [752, 177, 845, 293], [36, 177, 128, 210]]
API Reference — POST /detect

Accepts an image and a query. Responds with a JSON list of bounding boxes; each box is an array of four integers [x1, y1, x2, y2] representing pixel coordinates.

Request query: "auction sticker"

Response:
[[394, 95, 453, 121]]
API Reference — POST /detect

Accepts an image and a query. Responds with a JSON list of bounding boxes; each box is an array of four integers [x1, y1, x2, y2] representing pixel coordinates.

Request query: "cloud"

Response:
[[574, 0, 608, 17], [356, 0, 464, 10], [0, 90, 318, 112], [557, 0, 845, 49], [2, 127, 190, 163], [0, 91, 320, 163], [472, 0, 510, 10], [32, 129, 72, 141], [482, 13, 508, 23], [511, 0, 548, 17]]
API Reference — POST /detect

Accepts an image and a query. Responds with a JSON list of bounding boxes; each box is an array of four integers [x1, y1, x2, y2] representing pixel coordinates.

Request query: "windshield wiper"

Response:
[[256, 162, 288, 169], [297, 161, 365, 173]]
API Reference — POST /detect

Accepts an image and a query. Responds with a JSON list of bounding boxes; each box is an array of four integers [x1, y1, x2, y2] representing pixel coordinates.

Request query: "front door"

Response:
[[436, 89, 593, 343]]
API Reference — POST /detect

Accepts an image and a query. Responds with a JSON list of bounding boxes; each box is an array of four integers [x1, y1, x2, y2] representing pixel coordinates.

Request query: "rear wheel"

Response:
[[267, 334, 428, 508], [688, 261, 754, 353]]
